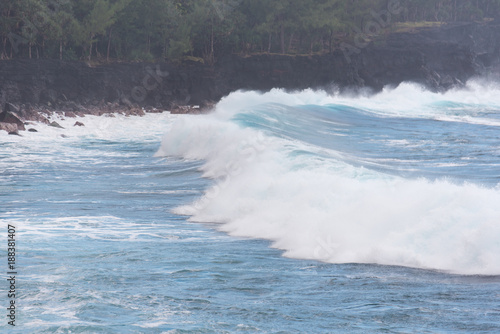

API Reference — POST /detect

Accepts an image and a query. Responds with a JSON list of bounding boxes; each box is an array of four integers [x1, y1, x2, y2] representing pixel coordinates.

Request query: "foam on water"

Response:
[[3, 93, 500, 332], [156, 82, 500, 275]]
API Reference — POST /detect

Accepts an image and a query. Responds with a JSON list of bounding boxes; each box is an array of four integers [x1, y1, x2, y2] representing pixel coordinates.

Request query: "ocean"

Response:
[[1, 81, 499, 333]]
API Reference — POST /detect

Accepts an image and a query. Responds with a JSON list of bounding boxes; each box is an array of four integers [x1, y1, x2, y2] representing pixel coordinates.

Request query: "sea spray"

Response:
[[157, 82, 500, 274]]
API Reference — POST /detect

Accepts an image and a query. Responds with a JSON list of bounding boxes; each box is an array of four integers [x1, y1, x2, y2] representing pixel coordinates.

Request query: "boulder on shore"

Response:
[[49, 121, 65, 129], [0, 122, 18, 133], [0, 111, 25, 130]]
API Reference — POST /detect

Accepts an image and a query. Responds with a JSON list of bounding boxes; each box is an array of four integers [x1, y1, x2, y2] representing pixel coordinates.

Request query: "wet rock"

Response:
[[170, 105, 205, 114], [0, 122, 18, 133], [125, 107, 145, 116], [28, 128, 38, 132], [65, 111, 77, 118], [49, 121, 65, 129], [32, 114, 51, 124], [74, 121, 85, 127], [0, 111, 25, 130], [145, 107, 163, 113], [8, 131, 21, 136]]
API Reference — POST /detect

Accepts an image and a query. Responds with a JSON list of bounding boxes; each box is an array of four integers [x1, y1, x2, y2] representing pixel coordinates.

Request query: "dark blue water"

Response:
[[2, 84, 500, 333]]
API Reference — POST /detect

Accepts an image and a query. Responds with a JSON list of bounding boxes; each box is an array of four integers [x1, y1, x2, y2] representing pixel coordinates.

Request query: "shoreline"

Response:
[[2, 21, 500, 135], [0, 109, 177, 138]]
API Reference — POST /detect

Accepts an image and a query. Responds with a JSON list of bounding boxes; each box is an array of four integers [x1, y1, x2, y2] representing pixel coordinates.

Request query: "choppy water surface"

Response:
[[1, 82, 500, 333]]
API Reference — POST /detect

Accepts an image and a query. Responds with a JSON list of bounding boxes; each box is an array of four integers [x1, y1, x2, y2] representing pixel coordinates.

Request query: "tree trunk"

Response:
[[29, 43, 32, 59], [453, 0, 457, 21], [59, 40, 63, 60], [280, 24, 285, 54], [2, 37, 7, 59], [288, 32, 294, 53], [210, 20, 214, 64], [329, 30, 333, 53], [3, 7, 10, 58], [107, 27, 112, 62], [267, 32, 272, 53]]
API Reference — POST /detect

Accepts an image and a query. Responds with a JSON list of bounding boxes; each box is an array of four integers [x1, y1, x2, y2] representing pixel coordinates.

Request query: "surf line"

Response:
[[6, 224, 17, 327]]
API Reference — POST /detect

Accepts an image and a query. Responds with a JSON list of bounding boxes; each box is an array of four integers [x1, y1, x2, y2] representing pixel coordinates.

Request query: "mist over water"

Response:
[[156, 81, 500, 275]]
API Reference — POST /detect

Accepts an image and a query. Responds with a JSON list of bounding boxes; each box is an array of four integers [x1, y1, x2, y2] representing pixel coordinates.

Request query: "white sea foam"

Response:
[[212, 80, 500, 124], [157, 84, 500, 275]]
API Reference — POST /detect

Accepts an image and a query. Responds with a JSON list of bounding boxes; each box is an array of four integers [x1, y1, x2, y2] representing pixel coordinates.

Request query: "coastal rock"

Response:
[[49, 121, 65, 129], [170, 105, 204, 114], [74, 121, 85, 127], [28, 128, 38, 132], [144, 107, 163, 113], [31, 113, 51, 124], [126, 107, 145, 116], [0, 122, 18, 133], [0, 111, 25, 130]]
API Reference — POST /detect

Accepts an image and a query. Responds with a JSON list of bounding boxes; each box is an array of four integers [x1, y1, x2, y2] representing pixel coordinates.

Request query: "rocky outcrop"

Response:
[[0, 110, 25, 130], [0, 122, 19, 133], [0, 20, 499, 134], [49, 121, 64, 129]]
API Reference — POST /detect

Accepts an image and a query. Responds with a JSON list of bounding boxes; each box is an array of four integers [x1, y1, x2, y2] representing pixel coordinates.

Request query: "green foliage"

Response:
[[0, 0, 499, 61]]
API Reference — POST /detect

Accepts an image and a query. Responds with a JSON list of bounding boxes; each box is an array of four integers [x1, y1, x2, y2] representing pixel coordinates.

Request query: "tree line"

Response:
[[1, 0, 499, 64]]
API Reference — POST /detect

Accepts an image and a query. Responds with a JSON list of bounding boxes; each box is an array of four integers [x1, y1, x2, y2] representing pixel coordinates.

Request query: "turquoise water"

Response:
[[1, 82, 500, 333]]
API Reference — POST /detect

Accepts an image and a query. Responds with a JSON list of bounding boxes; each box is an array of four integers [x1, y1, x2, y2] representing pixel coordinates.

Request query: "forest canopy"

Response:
[[1, 0, 499, 63]]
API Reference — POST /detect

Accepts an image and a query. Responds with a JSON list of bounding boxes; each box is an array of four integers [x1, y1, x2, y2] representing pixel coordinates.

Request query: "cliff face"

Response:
[[1, 21, 499, 115], [0, 60, 216, 112]]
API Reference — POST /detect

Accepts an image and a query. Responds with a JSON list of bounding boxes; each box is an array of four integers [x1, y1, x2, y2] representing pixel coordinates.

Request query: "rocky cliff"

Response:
[[1, 21, 499, 130]]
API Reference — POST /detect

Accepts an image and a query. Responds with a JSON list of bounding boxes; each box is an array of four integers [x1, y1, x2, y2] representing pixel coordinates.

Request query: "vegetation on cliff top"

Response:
[[1, 0, 499, 64]]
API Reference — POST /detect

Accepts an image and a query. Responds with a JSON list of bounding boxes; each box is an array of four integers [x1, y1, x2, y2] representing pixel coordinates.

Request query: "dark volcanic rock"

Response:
[[0, 111, 25, 130], [49, 121, 65, 129], [0, 122, 18, 133]]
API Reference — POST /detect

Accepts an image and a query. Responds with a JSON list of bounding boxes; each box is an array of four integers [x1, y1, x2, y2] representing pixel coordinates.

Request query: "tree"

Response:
[[189, 0, 240, 63], [77, 0, 130, 61]]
